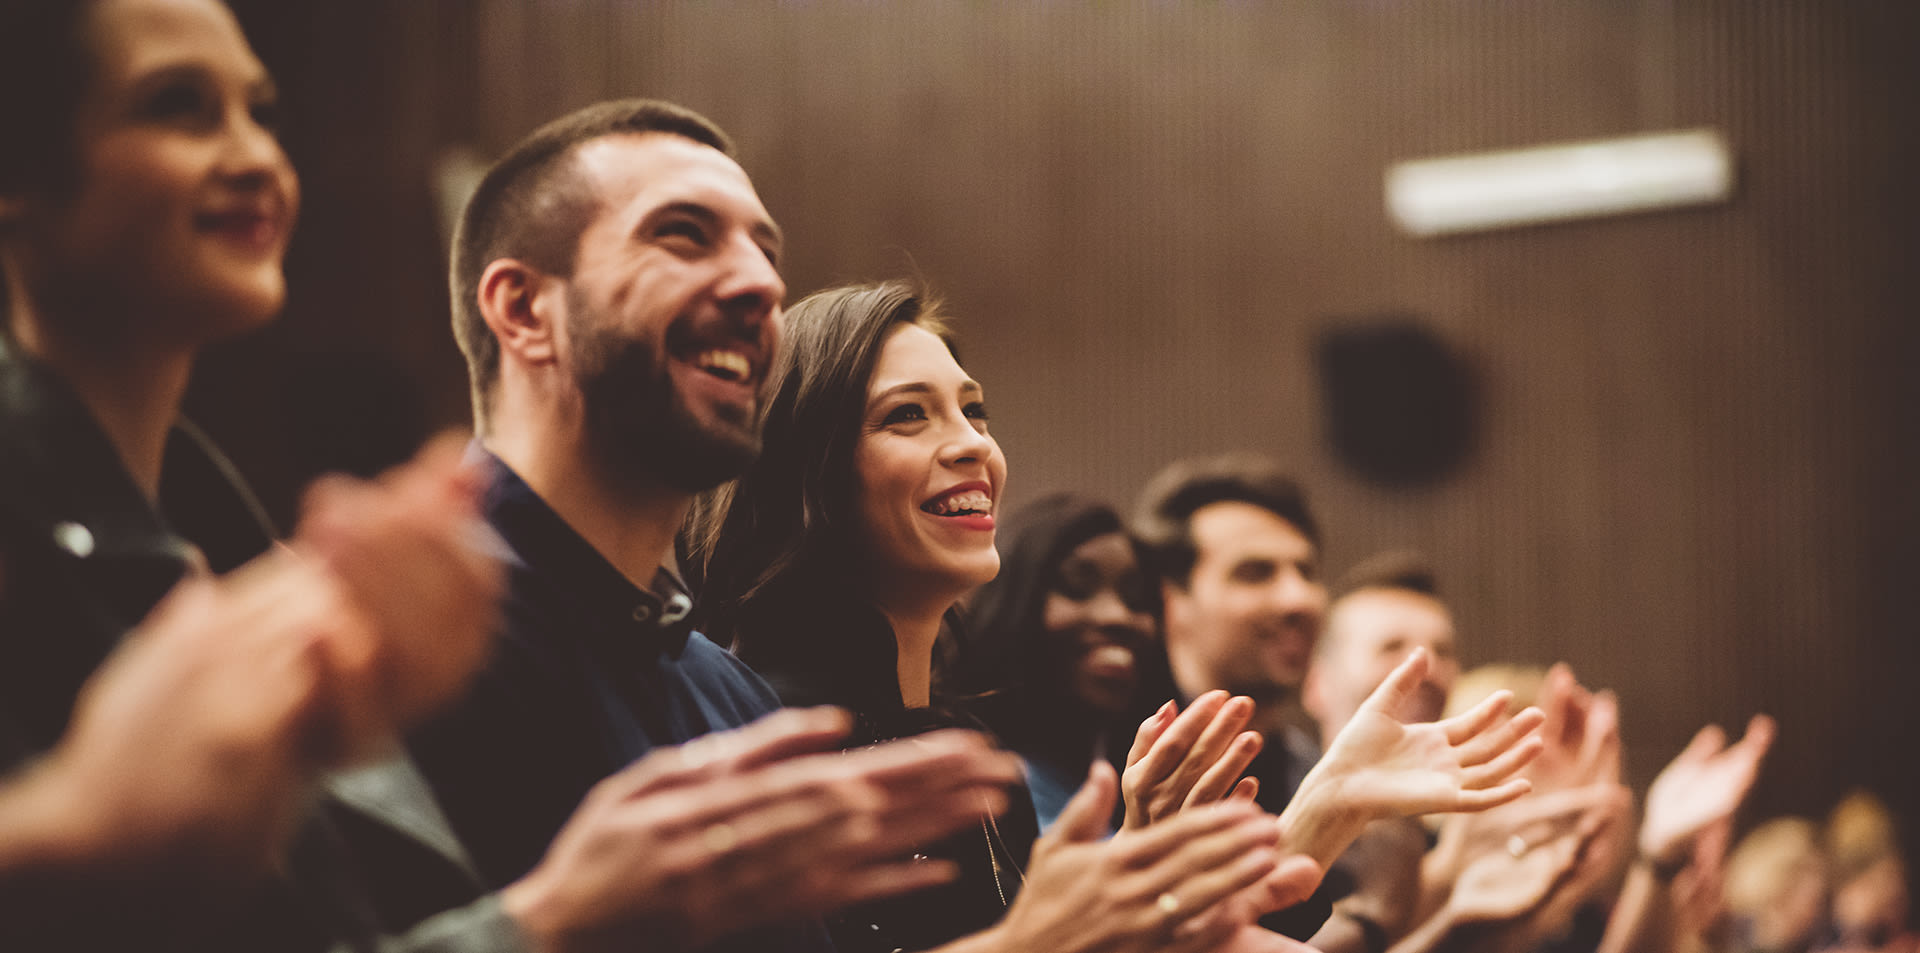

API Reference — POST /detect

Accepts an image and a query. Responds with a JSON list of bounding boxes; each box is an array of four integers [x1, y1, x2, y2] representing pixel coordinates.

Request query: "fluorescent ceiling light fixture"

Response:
[[1385, 129, 1734, 237]]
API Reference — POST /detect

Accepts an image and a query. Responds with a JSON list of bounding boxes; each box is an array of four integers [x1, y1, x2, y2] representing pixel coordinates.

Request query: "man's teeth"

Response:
[[694, 350, 751, 382], [923, 491, 993, 516]]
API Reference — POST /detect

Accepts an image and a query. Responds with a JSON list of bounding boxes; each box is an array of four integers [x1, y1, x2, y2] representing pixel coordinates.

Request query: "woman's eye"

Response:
[[249, 99, 282, 133], [140, 82, 215, 125], [880, 403, 927, 426], [963, 401, 990, 421]]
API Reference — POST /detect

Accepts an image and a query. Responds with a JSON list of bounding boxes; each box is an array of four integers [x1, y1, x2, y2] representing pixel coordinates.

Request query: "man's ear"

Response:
[[477, 258, 561, 368], [1158, 579, 1189, 634], [1301, 663, 1328, 724]]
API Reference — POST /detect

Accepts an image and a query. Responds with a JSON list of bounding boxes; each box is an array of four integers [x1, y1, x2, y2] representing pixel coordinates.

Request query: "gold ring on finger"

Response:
[[1506, 834, 1528, 858]]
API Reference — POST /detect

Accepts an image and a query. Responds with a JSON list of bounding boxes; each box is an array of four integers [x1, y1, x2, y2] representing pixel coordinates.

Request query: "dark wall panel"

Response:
[[214, 1, 1919, 836]]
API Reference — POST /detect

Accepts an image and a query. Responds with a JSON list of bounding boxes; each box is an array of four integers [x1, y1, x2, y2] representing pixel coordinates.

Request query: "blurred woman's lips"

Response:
[[1084, 643, 1136, 677], [196, 207, 285, 252]]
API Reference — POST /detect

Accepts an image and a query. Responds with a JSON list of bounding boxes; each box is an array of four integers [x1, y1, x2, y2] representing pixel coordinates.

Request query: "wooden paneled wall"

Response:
[[212, 1, 1919, 842]]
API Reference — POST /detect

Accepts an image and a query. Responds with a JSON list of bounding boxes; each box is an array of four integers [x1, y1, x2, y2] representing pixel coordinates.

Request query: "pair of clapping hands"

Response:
[[1022, 648, 1551, 953], [1415, 664, 1774, 953]]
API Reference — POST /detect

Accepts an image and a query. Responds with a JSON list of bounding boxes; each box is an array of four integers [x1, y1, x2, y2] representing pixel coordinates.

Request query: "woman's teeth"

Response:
[[922, 491, 992, 516], [694, 349, 751, 382]]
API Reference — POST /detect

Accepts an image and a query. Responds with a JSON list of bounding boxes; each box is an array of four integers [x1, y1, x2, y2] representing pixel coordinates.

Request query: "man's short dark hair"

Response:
[[1132, 453, 1320, 589], [448, 99, 733, 429], [1332, 549, 1439, 601]]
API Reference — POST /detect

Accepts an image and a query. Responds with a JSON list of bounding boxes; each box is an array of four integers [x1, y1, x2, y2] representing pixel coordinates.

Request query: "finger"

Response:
[[1117, 800, 1267, 869], [1053, 760, 1121, 843], [1142, 815, 1283, 894], [705, 707, 854, 773], [1186, 730, 1263, 808], [870, 786, 1012, 850], [1229, 776, 1260, 802], [814, 858, 961, 909], [1499, 783, 1630, 831], [845, 730, 1017, 790], [1357, 647, 1433, 719], [1182, 730, 1259, 810], [1675, 722, 1729, 768], [1451, 778, 1533, 813], [1162, 846, 1282, 923], [1538, 662, 1578, 741], [1131, 691, 1229, 789], [1126, 700, 1178, 769], [1442, 689, 1516, 746], [1729, 714, 1776, 765], [1455, 706, 1545, 766], [1165, 906, 1245, 952], [1461, 734, 1545, 790], [1252, 854, 1325, 914], [1576, 691, 1622, 785]]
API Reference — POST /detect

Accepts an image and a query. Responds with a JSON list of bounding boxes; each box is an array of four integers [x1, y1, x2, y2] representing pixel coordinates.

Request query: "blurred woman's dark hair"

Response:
[[0, 1, 101, 321], [0, 1, 96, 203]]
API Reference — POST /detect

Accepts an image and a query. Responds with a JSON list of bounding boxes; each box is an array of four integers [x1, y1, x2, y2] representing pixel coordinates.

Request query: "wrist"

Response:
[[1633, 846, 1690, 883], [1636, 827, 1691, 882], [1280, 774, 1372, 867], [0, 756, 118, 875], [501, 871, 575, 953]]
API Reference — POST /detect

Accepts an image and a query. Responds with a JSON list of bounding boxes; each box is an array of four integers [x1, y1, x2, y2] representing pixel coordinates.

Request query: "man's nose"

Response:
[[715, 234, 785, 315]]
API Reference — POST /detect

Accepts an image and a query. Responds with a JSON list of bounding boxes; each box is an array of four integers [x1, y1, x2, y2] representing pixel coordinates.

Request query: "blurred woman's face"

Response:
[[854, 322, 1006, 603], [1043, 531, 1155, 716], [20, 0, 297, 340]]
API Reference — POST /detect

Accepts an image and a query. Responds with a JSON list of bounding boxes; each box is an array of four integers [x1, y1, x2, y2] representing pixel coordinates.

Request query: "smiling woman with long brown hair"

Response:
[[695, 280, 1327, 953]]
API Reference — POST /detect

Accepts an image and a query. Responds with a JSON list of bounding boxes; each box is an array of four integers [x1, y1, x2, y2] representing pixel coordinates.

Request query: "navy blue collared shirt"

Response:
[[408, 452, 832, 952]]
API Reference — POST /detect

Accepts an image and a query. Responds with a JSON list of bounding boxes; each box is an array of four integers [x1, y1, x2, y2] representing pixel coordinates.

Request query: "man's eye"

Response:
[[1230, 561, 1275, 583], [881, 403, 927, 426], [658, 220, 709, 244]]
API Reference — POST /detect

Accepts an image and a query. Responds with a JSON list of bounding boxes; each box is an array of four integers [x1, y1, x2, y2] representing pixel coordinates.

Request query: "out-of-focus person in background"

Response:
[[1134, 456, 1549, 941], [1819, 791, 1914, 953], [950, 492, 1256, 832], [1726, 817, 1832, 953]]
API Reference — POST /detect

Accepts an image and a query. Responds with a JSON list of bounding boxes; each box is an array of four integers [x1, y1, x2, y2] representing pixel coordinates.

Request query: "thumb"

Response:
[[1053, 760, 1119, 843]]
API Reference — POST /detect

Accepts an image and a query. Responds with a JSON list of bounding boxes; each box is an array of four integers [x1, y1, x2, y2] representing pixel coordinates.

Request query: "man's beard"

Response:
[[571, 306, 761, 494]]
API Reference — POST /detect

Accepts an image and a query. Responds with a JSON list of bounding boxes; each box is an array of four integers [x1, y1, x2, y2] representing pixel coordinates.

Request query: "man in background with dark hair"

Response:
[[1134, 453, 1329, 813], [1133, 454, 1339, 938]]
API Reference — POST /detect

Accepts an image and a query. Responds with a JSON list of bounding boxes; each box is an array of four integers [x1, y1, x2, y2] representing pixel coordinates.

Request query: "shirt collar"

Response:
[[475, 448, 696, 655]]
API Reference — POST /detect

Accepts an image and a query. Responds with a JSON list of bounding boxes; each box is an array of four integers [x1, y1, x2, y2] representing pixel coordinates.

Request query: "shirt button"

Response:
[[52, 522, 95, 558], [632, 604, 654, 623]]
